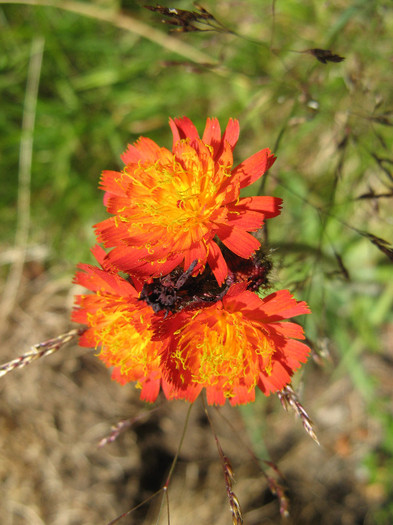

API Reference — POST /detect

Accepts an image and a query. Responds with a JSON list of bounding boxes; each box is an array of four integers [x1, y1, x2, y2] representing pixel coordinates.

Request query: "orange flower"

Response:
[[154, 284, 311, 406], [95, 117, 281, 285], [72, 246, 166, 402]]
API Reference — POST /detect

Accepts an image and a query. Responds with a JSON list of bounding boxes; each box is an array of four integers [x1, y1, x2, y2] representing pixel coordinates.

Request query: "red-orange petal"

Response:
[[202, 117, 221, 155], [139, 376, 161, 403], [172, 116, 200, 143], [216, 224, 261, 258], [229, 385, 255, 406], [133, 136, 162, 162], [230, 196, 283, 218], [225, 209, 266, 230], [120, 144, 142, 164], [258, 289, 310, 320], [206, 239, 229, 285], [232, 148, 276, 189], [222, 118, 240, 150]]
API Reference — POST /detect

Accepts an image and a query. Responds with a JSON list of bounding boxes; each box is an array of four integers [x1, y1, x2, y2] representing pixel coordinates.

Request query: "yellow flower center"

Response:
[[174, 308, 274, 395], [85, 294, 160, 378], [119, 140, 233, 245]]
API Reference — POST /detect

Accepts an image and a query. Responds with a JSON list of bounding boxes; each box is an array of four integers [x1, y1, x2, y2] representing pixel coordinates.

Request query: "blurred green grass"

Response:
[[1, 0, 392, 521]]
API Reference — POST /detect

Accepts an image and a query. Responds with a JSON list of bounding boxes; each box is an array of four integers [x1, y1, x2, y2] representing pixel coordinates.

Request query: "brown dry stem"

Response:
[[0, 327, 85, 378], [278, 384, 320, 445]]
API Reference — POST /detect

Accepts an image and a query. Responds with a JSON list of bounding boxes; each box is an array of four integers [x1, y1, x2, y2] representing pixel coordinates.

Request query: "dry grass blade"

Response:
[[361, 232, 393, 262], [144, 3, 230, 34], [305, 48, 345, 64], [357, 189, 393, 200], [0, 0, 217, 67], [222, 454, 243, 525], [0, 37, 44, 330], [213, 406, 292, 517], [288, 47, 345, 64], [278, 384, 319, 445], [98, 419, 134, 448], [105, 492, 161, 525], [263, 461, 290, 518], [333, 250, 350, 281], [204, 402, 243, 525], [98, 406, 162, 447], [0, 328, 85, 378]]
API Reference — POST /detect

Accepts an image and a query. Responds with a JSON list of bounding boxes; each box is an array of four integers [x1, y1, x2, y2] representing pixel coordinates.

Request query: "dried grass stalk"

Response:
[[0, 328, 85, 378], [278, 384, 319, 445]]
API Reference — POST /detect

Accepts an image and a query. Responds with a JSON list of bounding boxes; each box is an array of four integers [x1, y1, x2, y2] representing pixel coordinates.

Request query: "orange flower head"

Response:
[[95, 117, 281, 285], [154, 284, 311, 405], [72, 246, 166, 402]]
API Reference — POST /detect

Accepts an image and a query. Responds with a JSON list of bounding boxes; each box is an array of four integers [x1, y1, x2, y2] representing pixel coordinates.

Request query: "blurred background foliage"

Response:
[[1, 0, 392, 523]]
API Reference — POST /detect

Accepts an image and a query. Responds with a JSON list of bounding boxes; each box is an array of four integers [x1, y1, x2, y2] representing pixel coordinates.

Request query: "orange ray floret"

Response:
[[154, 283, 311, 406], [71, 245, 167, 402], [95, 117, 282, 285]]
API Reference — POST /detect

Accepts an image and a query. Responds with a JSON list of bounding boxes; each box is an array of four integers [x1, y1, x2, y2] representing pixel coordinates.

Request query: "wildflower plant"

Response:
[[95, 117, 281, 284], [72, 117, 311, 407]]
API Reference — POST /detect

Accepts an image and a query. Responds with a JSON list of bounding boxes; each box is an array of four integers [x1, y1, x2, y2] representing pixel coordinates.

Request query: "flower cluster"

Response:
[[72, 117, 311, 405]]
